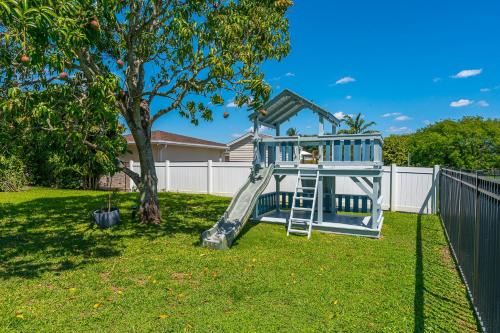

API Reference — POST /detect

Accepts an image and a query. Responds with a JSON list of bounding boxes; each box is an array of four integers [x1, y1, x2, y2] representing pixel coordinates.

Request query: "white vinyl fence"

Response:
[[129, 160, 439, 214]]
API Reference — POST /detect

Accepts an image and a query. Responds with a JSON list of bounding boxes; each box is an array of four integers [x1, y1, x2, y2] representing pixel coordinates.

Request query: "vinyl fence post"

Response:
[[390, 164, 397, 211], [207, 160, 213, 194], [164, 160, 170, 192], [129, 160, 134, 191]]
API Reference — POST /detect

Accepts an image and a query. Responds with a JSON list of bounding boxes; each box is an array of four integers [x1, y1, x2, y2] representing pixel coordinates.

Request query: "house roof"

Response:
[[227, 132, 273, 147], [249, 89, 340, 128], [124, 131, 227, 149]]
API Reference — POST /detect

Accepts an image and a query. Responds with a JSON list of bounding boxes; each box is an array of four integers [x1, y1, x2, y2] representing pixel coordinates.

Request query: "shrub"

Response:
[[0, 155, 28, 192]]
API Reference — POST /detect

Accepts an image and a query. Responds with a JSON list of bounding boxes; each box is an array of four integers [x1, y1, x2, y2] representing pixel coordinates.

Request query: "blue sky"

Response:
[[152, 0, 500, 144]]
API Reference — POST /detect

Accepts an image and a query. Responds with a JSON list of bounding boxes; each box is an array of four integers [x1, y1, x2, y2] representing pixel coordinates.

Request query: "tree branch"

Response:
[[83, 139, 140, 184], [149, 84, 189, 124]]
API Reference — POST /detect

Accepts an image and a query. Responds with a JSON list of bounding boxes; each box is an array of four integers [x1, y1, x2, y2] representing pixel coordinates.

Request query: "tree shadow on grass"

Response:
[[0, 192, 230, 280]]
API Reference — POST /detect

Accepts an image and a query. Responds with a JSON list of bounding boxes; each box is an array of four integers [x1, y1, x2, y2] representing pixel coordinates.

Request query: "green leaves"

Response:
[[408, 117, 500, 169], [383, 135, 410, 166]]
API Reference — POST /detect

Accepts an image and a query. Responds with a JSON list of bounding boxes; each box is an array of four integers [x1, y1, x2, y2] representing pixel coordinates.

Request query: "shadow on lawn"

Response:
[[413, 213, 480, 332], [0, 192, 229, 280]]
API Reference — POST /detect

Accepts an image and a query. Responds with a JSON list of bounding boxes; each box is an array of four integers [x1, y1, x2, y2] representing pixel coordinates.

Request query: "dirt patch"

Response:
[[110, 286, 124, 294], [100, 272, 110, 282], [171, 272, 192, 282], [440, 246, 455, 270]]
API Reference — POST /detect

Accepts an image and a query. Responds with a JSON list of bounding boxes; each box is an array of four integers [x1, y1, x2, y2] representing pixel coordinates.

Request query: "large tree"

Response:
[[0, 0, 291, 223], [383, 134, 410, 166], [409, 117, 499, 170]]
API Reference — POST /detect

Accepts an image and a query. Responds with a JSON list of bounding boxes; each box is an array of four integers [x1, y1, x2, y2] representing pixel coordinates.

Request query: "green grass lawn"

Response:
[[0, 188, 478, 332]]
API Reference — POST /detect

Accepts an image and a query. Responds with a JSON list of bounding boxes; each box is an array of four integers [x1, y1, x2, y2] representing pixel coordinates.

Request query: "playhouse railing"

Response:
[[254, 191, 372, 217], [259, 133, 383, 166]]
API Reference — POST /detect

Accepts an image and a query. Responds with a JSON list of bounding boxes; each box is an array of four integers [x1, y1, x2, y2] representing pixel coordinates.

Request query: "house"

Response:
[[226, 132, 273, 162], [99, 130, 227, 190], [122, 130, 227, 162]]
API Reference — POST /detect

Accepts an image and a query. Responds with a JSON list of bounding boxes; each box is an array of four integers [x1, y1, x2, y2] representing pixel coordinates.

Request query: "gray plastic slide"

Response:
[[201, 164, 274, 250]]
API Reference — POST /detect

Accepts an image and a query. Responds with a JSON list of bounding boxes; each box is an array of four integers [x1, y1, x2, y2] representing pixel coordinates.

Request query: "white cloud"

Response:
[[433, 77, 442, 83], [395, 115, 411, 121], [231, 133, 243, 138], [480, 88, 491, 92], [226, 96, 253, 108], [451, 69, 482, 79], [477, 100, 489, 107], [387, 126, 410, 133], [335, 76, 356, 85], [450, 99, 473, 107], [423, 120, 431, 125], [247, 125, 269, 133], [333, 111, 345, 119], [285, 72, 295, 77], [345, 95, 352, 100], [381, 112, 401, 118]]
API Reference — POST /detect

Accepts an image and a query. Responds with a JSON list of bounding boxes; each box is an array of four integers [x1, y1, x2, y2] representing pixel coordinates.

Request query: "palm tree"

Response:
[[338, 113, 377, 134], [286, 127, 299, 136]]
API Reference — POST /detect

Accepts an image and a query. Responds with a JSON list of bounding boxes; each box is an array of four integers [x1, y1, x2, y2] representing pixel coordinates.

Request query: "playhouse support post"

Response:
[[318, 115, 324, 135], [275, 175, 281, 213], [330, 176, 336, 214], [371, 176, 381, 229], [317, 176, 323, 224], [275, 126, 281, 163], [318, 116, 324, 162]]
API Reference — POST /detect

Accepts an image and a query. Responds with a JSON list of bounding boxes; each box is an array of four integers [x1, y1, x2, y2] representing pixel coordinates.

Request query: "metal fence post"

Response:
[[455, 170, 461, 255], [473, 170, 480, 301], [432, 165, 440, 214]]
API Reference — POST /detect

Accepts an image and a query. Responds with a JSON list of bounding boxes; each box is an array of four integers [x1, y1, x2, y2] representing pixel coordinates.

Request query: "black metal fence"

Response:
[[440, 168, 500, 332]]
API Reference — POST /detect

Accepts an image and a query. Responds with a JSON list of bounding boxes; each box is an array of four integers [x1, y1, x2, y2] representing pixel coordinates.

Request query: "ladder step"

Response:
[[290, 218, 310, 223], [296, 196, 313, 200], [294, 207, 313, 211], [300, 176, 317, 180], [297, 186, 315, 190], [288, 229, 309, 234]]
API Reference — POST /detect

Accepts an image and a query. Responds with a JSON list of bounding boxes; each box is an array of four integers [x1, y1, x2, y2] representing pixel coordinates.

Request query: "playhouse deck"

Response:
[[255, 209, 383, 238]]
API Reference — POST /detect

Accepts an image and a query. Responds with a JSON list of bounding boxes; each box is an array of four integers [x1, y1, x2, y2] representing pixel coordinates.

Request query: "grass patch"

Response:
[[0, 188, 478, 332]]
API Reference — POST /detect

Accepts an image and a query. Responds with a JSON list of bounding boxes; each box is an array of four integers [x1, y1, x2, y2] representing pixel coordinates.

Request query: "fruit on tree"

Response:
[[20, 54, 30, 64], [89, 18, 100, 30]]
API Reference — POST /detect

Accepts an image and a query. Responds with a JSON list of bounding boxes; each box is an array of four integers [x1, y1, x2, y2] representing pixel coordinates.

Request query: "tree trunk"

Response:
[[125, 116, 161, 224], [135, 137, 162, 224]]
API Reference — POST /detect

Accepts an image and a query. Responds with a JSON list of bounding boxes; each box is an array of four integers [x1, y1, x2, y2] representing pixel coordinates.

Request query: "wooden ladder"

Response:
[[287, 170, 319, 239]]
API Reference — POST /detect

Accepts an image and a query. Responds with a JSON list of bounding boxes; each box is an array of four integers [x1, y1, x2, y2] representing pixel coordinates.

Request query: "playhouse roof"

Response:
[[250, 89, 340, 128]]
